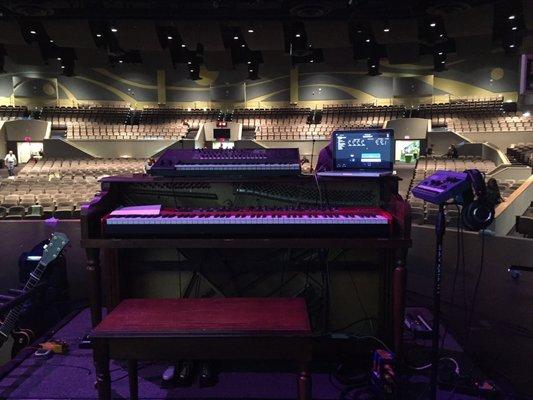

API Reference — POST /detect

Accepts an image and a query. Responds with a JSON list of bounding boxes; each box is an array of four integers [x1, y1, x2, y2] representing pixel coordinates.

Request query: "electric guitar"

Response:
[[0, 232, 69, 356]]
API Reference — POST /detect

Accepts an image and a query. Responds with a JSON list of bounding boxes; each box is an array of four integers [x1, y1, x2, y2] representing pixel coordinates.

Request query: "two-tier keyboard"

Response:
[[102, 206, 393, 237]]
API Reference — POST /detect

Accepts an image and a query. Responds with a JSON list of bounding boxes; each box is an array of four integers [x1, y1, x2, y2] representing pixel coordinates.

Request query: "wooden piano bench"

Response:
[[91, 297, 313, 400]]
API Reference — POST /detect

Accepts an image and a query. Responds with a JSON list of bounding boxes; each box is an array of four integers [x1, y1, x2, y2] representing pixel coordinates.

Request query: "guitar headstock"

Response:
[[40, 232, 70, 266]]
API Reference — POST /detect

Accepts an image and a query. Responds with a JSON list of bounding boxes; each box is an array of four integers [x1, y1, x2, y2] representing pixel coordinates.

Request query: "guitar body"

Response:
[[11, 327, 35, 356], [0, 320, 35, 357], [0, 232, 69, 360]]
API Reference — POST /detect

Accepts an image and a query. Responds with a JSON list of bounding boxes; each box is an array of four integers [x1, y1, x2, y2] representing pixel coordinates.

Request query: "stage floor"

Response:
[[0, 308, 488, 399]]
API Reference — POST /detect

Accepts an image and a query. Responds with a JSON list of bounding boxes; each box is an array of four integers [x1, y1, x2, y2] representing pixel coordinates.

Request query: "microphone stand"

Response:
[[310, 139, 316, 173], [430, 203, 446, 400]]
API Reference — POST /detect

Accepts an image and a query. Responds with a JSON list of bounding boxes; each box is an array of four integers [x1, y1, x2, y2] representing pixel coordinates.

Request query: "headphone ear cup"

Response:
[[461, 200, 494, 231]]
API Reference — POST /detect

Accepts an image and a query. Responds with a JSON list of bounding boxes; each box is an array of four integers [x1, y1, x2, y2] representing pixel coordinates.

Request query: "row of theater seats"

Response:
[[140, 108, 220, 129], [255, 123, 382, 141], [445, 113, 533, 133], [0, 105, 28, 120], [41, 106, 129, 123], [233, 107, 311, 128], [322, 104, 405, 126], [419, 98, 503, 117], [66, 122, 189, 140], [41, 106, 220, 140], [0, 158, 144, 219], [406, 156, 525, 227], [417, 99, 533, 132], [507, 143, 533, 167]]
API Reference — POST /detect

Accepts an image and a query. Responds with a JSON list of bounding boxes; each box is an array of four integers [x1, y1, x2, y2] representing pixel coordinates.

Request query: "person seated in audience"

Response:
[[4, 150, 17, 178], [446, 144, 458, 159], [426, 144, 434, 156], [486, 178, 504, 206], [144, 157, 155, 173]]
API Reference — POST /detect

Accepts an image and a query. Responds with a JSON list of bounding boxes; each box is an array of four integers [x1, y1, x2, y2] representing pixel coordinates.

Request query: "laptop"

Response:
[[317, 129, 394, 178]]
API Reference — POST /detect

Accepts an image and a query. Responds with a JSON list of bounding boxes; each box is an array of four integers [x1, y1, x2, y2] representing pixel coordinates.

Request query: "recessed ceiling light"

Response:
[[295, 33, 301, 38], [96, 33, 102, 37], [512, 26, 517, 30], [383, 28, 390, 32], [247, 61, 251, 64], [233, 35, 239, 40], [365, 38, 370, 42], [30, 30, 36, 35], [49, 39, 54, 43], [430, 22, 436, 27], [111, 28, 118, 33], [371, 65, 376, 68], [61, 65, 65, 69], [310, 59, 314, 63], [357, 30, 362, 34], [509, 44, 515, 48], [190, 69, 194, 72], [57, 57, 61, 61], [441, 61, 445, 64], [247, 28, 254, 33], [181, 44, 186, 48], [241, 44, 245, 47], [119, 60, 123, 63], [508, 15, 515, 20], [167, 36, 173, 40], [187, 61, 191, 64], [249, 69, 253, 72], [438, 51, 443, 55], [439, 34, 444, 37]]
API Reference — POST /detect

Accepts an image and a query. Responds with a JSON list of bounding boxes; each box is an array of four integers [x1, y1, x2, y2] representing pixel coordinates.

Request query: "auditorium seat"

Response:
[[5, 205, 25, 219], [25, 205, 44, 220], [1, 195, 20, 208]]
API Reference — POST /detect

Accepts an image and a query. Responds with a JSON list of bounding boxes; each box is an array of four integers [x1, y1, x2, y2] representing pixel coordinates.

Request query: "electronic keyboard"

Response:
[[102, 206, 393, 237], [149, 148, 301, 177]]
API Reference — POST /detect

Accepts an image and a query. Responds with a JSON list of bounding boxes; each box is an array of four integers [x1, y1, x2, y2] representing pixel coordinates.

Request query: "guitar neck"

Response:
[[0, 261, 47, 342]]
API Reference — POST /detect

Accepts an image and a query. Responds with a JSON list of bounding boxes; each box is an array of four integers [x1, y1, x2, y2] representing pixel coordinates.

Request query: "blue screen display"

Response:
[[333, 130, 393, 170]]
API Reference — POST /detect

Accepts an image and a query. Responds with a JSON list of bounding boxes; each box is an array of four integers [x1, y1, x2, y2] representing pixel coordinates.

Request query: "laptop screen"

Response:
[[332, 129, 394, 171]]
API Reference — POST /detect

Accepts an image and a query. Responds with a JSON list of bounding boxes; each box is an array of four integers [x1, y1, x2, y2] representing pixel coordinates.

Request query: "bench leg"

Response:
[[297, 364, 312, 400], [93, 339, 111, 400], [128, 360, 138, 400]]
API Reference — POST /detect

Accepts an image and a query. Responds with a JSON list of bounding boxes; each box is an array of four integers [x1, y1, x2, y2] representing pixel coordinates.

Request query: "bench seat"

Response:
[[92, 298, 312, 400]]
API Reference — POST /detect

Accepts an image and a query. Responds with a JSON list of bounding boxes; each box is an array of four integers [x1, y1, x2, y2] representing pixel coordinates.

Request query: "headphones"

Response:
[[460, 169, 495, 231]]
